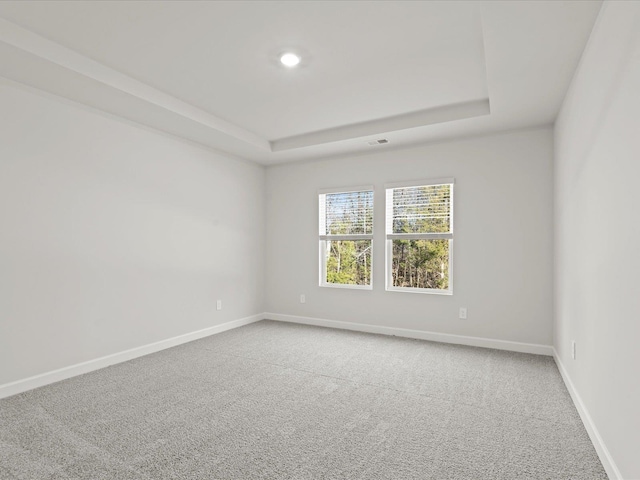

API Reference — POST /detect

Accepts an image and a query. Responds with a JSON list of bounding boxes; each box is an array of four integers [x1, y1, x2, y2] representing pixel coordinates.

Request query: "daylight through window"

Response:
[[319, 187, 374, 288], [385, 179, 453, 293]]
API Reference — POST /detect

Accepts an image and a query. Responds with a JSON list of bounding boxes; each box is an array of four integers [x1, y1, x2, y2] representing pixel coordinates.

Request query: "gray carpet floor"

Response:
[[0, 320, 607, 479]]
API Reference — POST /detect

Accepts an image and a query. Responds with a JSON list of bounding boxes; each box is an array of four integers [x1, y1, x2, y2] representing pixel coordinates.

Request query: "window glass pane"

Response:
[[392, 184, 451, 234], [391, 239, 449, 290], [323, 191, 373, 235], [324, 240, 372, 286]]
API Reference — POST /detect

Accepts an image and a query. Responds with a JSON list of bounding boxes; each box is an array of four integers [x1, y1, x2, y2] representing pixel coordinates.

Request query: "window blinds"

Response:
[[319, 190, 373, 237], [386, 184, 452, 237]]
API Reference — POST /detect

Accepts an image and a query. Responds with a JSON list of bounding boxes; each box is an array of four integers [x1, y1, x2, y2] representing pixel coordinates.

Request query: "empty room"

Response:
[[1, 1, 639, 479]]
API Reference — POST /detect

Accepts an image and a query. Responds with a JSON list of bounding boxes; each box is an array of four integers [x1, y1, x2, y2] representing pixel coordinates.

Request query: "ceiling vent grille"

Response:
[[367, 138, 389, 146]]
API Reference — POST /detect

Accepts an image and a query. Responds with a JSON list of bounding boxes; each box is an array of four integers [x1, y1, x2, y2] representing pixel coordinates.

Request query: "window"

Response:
[[319, 186, 373, 288], [385, 179, 454, 294]]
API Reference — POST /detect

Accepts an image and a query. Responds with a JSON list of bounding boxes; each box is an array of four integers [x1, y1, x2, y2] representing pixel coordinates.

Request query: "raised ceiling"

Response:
[[0, 1, 602, 165]]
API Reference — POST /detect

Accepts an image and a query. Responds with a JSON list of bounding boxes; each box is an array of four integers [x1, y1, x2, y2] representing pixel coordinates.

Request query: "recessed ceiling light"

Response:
[[280, 52, 301, 67]]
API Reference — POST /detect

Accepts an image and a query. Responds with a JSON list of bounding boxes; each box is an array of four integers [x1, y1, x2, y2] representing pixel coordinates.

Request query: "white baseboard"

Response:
[[0, 314, 263, 400], [553, 349, 622, 480], [2, 312, 619, 478], [265, 312, 553, 356]]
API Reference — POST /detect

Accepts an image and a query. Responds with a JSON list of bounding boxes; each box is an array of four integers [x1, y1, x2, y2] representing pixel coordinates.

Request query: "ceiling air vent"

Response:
[[367, 138, 389, 146]]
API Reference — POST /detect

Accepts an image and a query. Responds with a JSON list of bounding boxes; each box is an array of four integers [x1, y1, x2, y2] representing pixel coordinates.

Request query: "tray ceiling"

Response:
[[0, 1, 602, 164]]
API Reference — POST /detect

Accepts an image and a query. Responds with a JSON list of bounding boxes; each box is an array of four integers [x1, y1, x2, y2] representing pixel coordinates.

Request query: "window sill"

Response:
[[386, 286, 452, 295], [320, 283, 373, 291]]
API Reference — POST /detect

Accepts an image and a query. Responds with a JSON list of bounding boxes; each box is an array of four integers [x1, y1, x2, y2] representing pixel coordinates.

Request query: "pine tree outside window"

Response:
[[319, 186, 374, 289], [385, 179, 454, 294]]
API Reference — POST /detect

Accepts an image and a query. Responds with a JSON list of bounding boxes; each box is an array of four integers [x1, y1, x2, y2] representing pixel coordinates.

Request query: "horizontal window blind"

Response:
[[386, 184, 452, 235], [319, 190, 373, 236]]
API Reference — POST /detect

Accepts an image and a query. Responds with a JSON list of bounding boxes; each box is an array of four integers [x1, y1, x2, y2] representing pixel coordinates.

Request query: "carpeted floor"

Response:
[[0, 320, 607, 479]]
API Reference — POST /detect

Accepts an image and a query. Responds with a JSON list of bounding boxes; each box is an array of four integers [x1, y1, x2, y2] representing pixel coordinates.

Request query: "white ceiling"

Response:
[[0, 1, 602, 165]]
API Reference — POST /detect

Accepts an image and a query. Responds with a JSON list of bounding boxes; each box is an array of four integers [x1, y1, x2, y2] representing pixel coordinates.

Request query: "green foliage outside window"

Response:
[[391, 239, 449, 290], [326, 240, 371, 285], [390, 184, 452, 290], [322, 190, 373, 286], [321, 183, 452, 290]]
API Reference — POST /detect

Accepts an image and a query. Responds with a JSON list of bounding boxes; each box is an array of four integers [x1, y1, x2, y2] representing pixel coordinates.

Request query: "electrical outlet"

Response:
[[571, 340, 576, 360], [300, 294, 306, 304], [216, 300, 222, 311], [459, 307, 467, 319]]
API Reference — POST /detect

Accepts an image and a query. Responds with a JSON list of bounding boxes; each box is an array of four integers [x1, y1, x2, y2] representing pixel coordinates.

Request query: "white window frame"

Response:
[[385, 178, 454, 295], [319, 185, 374, 290]]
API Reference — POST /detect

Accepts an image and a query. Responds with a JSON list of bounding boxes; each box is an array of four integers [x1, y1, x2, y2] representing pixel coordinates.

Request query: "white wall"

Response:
[[554, 2, 640, 478], [266, 128, 554, 346], [0, 80, 265, 386]]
